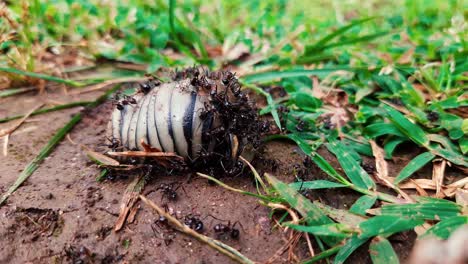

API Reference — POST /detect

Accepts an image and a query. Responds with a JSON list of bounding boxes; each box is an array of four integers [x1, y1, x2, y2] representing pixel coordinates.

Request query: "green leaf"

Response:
[[350, 195, 377, 216], [289, 180, 347, 190], [369, 237, 399, 264], [420, 216, 468, 239], [364, 123, 406, 138], [242, 83, 282, 130], [383, 104, 429, 146], [334, 236, 369, 264], [459, 137, 468, 154], [394, 152, 435, 184], [430, 146, 468, 167], [359, 215, 424, 238], [293, 92, 322, 112], [286, 223, 354, 238], [264, 174, 339, 246], [380, 201, 462, 221], [314, 201, 367, 227], [326, 141, 376, 190], [384, 137, 407, 158]]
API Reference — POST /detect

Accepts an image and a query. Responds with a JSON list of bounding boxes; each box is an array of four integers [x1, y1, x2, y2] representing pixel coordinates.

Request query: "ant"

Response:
[[184, 214, 204, 233], [220, 160, 244, 177], [214, 221, 241, 240], [151, 206, 176, 246], [105, 136, 121, 151], [207, 215, 243, 240], [296, 120, 307, 132], [139, 79, 160, 94], [156, 182, 185, 202]]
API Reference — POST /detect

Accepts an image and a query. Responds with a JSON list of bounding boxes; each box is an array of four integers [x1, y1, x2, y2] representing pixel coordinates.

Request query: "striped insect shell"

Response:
[[108, 78, 217, 159]]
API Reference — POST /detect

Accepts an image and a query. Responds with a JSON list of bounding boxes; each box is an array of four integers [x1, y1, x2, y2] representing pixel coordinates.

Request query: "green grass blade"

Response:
[[0, 67, 86, 87], [0, 87, 36, 98], [394, 152, 435, 184], [0, 113, 82, 206], [242, 67, 352, 84], [302, 245, 342, 264], [242, 83, 282, 130], [314, 201, 367, 227], [380, 202, 462, 220], [350, 195, 377, 216], [264, 173, 340, 246], [0, 101, 92, 123], [286, 223, 354, 238], [430, 146, 468, 167], [369, 237, 399, 264], [326, 141, 376, 190], [305, 17, 375, 52], [364, 123, 406, 138], [420, 216, 468, 239], [323, 31, 389, 50], [384, 137, 407, 158], [334, 236, 369, 264], [289, 180, 347, 190], [383, 104, 429, 147], [358, 215, 424, 238]]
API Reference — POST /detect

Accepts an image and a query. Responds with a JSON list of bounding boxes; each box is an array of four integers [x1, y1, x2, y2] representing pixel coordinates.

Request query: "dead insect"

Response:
[[107, 68, 264, 175]]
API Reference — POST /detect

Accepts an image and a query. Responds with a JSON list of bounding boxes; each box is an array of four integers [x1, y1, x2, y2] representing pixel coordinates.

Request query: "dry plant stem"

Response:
[[0, 103, 44, 137], [433, 159, 446, 198], [240, 156, 268, 193], [139, 195, 255, 264], [304, 233, 315, 258], [2, 134, 8, 156]]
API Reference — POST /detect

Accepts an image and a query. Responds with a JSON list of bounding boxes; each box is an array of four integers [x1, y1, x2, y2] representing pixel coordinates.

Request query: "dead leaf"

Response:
[[81, 145, 120, 166], [115, 175, 145, 231], [432, 159, 446, 198]]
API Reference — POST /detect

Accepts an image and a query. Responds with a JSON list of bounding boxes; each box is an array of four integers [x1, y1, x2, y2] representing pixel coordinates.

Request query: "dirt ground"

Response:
[[0, 83, 423, 263]]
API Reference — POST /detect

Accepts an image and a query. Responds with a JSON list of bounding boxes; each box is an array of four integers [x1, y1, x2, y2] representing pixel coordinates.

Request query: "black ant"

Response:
[[213, 221, 241, 240], [156, 182, 185, 202], [105, 136, 121, 151], [184, 214, 204, 233], [122, 95, 137, 105], [151, 206, 176, 246], [139, 79, 160, 94], [426, 111, 439, 122], [296, 120, 307, 132], [207, 215, 243, 240]]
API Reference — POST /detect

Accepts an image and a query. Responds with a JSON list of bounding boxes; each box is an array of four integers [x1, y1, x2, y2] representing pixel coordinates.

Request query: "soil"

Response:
[[0, 82, 426, 264]]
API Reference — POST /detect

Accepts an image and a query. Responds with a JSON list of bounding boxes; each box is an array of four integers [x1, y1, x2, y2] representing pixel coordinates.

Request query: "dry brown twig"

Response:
[[0, 103, 44, 156]]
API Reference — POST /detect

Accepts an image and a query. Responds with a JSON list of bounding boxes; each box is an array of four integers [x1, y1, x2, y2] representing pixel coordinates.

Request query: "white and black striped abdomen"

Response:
[[109, 79, 213, 159]]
